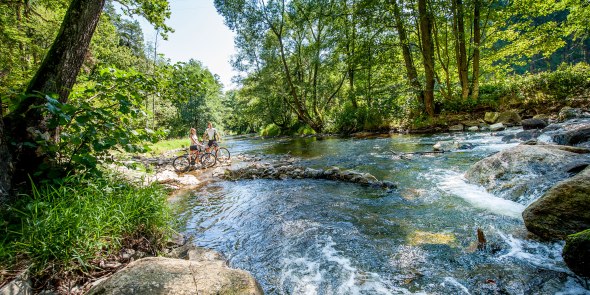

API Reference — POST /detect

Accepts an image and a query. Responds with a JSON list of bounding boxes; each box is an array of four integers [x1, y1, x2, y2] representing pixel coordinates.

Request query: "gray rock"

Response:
[[0, 271, 32, 295], [468, 126, 479, 132], [448, 124, 464, 132], [87, 257, 263, 295], [496, 110, 522, 126], [558, 106, 586, 121], [489, 123, 505, 131], [433, 140, 459, 151], [465, 143, 590, 204], [552, 123, 590, 146], [523, 166, 590, 240], [522, 118, 548, 130]]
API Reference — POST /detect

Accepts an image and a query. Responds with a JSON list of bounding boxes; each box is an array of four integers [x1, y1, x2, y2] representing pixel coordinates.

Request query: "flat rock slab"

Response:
[[87, 257, 262, 295]]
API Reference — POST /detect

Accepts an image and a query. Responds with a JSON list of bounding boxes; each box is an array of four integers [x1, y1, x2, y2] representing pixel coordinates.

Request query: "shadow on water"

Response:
[[178, 131, 589, 294]]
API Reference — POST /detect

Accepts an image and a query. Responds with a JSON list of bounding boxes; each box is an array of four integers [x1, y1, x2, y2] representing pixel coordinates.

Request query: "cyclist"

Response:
[[203, 122, 221, 153], [189, 128, 204, 163]]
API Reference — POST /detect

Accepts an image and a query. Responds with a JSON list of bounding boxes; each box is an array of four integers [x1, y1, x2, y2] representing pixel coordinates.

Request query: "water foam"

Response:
[[442, 277, 471, 295], [280, 237, 413, 294], [497, 232, 568, 272], [436, 171, 525, 218]]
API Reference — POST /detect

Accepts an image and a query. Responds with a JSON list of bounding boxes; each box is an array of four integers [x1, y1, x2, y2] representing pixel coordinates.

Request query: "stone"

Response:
[[87, 257, 263, 295], [465, 143, 590, 204], [448, 124, 464, 132], [522, 166, 590, 240], [552, 123, 590, 146], [533, 114, 550, 121], [468, 126, 479, 132], [558, 106, 584, 121], [522, 118, 548, 130], [0, 272, 32, 295], [562, 229, 590, 278], [433, 141, 459, 151], [489, 123, 505, 131], [496, 110, 522, 126], [484, 112, 499, 124]]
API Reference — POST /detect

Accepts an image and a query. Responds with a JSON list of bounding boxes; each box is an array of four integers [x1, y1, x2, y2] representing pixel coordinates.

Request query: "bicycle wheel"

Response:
[[199, 152, 217, 168], [215, 147, 231, 164], [173, 155, 191, 172]]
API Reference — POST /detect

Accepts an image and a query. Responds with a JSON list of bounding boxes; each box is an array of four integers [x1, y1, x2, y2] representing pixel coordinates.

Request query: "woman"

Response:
[[189, 128, 203, 161]]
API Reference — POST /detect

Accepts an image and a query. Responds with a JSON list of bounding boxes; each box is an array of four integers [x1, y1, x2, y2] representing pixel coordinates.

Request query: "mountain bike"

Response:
[[214, 147, 231, 164], [172, 148, 216, 172]]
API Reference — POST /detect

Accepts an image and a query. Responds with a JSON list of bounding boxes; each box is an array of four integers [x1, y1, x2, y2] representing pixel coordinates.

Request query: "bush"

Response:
[[259, 123, 281, 137], [0, 172, 173, 275]]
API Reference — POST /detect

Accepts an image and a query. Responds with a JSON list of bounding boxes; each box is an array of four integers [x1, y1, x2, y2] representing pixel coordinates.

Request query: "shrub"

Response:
[[0, 172, 173, 275], [259, 123, 281, 137]]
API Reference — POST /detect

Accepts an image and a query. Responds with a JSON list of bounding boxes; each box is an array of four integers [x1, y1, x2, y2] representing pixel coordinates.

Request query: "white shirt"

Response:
[[206, 127, 217, 140], [190, 134, 199, 145]]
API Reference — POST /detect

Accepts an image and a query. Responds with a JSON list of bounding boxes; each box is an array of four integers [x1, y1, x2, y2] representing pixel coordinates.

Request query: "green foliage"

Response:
[[260, 124, 281, 137], [32, 67, 165, 177], [145, 138, 187, 156], [0, 172, 173, 274]]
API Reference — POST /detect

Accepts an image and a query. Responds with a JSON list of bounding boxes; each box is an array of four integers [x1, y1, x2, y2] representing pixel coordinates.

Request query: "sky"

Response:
[[139, 0, 238, 89]]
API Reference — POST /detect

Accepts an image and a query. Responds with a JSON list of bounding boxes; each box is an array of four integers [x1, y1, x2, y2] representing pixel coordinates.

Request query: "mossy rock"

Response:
[[562, 229, 590, 277]]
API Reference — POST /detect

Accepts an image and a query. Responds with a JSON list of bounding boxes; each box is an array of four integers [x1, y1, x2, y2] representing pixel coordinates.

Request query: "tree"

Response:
[[0, 0, 171, 201]]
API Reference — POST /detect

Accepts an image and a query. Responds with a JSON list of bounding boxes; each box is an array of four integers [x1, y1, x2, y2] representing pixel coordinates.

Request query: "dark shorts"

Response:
[[190, 145, 204, 152], [207, 140, 218, 147]]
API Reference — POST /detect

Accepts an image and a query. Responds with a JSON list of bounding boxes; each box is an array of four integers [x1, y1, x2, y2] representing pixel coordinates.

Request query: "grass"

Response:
[[144, 138, 188, 156], [0, 172, 173, 280]]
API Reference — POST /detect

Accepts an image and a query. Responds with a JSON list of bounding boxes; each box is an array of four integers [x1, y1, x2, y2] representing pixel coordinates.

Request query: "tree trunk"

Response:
[[391, 0, 424, 105], [4, 0, 106, 191], [418, 0, 435, 116], [452, 0, 469, 99], [471, 0, 481, 100], [0, 98, 12, 203]]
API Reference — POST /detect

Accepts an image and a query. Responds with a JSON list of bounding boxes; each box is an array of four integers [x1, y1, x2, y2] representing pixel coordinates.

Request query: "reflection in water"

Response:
[[180, 131, 588, 294]]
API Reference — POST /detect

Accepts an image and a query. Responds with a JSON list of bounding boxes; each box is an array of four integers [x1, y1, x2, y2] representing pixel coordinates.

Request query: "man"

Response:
[[203, 122, 220, 153]]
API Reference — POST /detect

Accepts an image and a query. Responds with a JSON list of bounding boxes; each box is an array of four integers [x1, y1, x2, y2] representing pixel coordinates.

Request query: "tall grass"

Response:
[[0, 172, 173, 275]]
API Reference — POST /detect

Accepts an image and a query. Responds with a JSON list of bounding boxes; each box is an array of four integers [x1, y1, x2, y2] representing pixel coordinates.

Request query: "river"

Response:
[[176, 129, 589, 294]]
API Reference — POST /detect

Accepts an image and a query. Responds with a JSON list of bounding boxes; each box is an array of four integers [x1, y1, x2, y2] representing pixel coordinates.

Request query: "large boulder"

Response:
[[551, 123, 590, 147], [562, 229, 590, 278], [521, 118, 548, 130], [465, 143, 590, 204], [496, 110, 522, 126], [489, 123, 505, 132], [87, 256, 263, 295], [522, 166, 590, 240]]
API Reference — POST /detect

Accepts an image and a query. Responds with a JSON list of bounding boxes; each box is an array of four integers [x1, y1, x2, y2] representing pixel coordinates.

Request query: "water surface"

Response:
[[178, 130, 589, 294]]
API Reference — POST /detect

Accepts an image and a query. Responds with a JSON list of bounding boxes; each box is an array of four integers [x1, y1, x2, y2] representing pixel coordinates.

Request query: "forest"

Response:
[[1, 0, 590, 293]]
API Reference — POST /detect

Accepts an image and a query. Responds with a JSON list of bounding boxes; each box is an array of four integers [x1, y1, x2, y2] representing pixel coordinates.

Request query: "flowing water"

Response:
[[177, 130, 590, 294]]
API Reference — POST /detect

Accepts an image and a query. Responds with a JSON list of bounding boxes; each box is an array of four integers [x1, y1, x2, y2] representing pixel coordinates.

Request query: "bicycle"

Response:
[[214, 146, 231, 164], [172, 147, 217, 172], [204, 142, 231, 165]]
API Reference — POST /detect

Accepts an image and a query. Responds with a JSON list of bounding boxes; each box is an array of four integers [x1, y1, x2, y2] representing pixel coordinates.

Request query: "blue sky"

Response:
[[139, 0, 237, 89]]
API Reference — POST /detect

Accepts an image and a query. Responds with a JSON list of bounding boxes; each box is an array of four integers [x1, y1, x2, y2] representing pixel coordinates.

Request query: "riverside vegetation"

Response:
[[1, 0, 590, 293]]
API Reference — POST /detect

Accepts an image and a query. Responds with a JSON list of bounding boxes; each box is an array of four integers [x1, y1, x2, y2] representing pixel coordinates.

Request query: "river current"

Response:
[[177, 129, 590, 294]]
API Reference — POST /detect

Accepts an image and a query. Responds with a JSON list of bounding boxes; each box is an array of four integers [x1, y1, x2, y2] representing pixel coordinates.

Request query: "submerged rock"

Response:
[[433, 141, 459, 152], [522, 166, 590, 240], [489, 123, 505, 132], [87, 256, 263, 295], [448, 124, 464, 132], [562, 229, 590, 278], [465, 143, 590, 204], [551, 123, 590, 147], [222, 162, 396, 189]]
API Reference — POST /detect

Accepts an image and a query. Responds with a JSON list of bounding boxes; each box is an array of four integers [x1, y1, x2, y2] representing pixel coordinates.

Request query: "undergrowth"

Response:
[[0, 172, 173, 287]]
